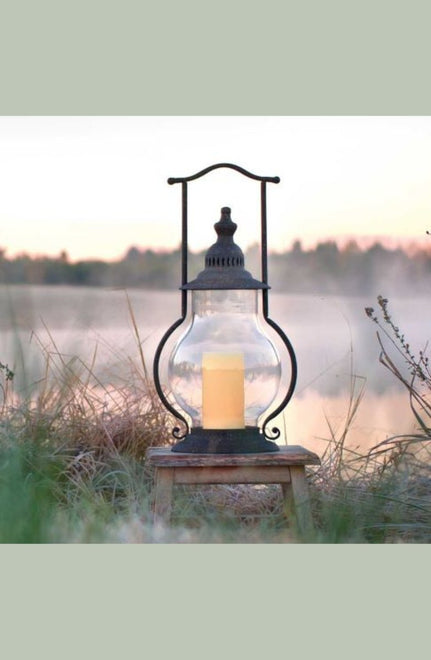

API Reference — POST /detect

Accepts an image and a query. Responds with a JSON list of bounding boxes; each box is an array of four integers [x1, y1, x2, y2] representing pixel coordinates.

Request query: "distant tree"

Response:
[[0, 239, 431, 293], [291, 239, 303, 255], [124, 246, 142, 261]]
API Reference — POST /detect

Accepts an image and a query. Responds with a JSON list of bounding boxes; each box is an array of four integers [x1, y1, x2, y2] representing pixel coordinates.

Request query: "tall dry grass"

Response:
[[0, 298, 174, 542], [302, 296, 431, 543]]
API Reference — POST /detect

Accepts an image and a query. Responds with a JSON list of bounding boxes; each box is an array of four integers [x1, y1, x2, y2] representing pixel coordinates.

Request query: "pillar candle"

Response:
[[202, 352, 245, 429]]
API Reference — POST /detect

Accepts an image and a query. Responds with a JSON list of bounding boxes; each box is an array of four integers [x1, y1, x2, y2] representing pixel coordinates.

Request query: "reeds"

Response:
[[0, 298, 173, 542], [301, 296, 431, 543]]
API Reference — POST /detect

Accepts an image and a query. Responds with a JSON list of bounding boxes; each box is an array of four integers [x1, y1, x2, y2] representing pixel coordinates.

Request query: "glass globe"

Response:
[[168, 289, 281, 430]]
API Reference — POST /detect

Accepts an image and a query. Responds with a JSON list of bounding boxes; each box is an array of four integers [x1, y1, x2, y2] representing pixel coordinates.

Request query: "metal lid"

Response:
[[182, 207, 269, 290]]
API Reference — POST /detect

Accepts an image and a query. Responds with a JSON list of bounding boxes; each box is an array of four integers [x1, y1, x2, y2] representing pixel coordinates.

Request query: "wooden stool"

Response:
[[146, 445, 320, 535]]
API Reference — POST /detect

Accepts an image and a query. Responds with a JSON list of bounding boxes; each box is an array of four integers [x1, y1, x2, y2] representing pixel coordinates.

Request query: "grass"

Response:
[[305, 295, 431, 543], [0, 293, 431, 543]]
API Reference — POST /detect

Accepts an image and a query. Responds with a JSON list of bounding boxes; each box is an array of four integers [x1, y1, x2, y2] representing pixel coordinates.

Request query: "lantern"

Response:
[[153, 163, 297, 453]]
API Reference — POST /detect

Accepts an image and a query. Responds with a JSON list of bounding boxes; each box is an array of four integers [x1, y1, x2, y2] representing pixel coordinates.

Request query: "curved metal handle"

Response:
[[167, 163, 280, 290], [168, 162, 280, 185]]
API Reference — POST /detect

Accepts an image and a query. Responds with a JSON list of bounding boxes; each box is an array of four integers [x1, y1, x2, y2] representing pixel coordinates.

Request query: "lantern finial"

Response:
[[182, 207, 268, 291]]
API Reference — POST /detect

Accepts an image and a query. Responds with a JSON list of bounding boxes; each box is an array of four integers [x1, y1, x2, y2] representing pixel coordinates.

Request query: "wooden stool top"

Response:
[[146, 445, 320, 468]]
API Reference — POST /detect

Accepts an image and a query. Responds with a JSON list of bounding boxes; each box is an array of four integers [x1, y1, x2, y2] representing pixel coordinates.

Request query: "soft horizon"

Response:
[[1, 232, 429, 264]]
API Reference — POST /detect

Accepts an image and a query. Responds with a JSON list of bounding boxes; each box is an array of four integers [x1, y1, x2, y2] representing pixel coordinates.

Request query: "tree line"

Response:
[[0, 240, 430, 295]]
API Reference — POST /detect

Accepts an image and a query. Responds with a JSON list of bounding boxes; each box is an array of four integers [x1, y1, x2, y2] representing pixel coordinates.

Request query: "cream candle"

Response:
[[202, 352, 245, 429]]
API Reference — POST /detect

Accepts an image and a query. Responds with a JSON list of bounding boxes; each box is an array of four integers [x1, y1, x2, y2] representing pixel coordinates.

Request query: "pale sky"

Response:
[[0, 116, 430, 261]]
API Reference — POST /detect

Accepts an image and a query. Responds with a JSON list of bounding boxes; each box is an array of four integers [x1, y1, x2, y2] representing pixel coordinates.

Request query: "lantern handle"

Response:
[[168, 162, 280, 185], [167, 164, 279, 288]]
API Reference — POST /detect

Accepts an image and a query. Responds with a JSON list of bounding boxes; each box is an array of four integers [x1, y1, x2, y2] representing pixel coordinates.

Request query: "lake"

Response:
[[1, 284, 429, 457]]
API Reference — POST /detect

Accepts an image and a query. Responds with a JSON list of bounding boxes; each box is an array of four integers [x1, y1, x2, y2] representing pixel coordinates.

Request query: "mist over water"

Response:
[[1, 285, 429, 455]]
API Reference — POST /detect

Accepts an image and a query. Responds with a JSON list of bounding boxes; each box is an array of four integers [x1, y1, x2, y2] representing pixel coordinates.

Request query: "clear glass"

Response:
[[168, 289, 281, 428]]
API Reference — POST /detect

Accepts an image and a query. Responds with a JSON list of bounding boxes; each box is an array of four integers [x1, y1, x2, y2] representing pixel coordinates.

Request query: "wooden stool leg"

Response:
[[283, 466, 314, 537], [153, 467, 174, 525], [281, 482, 295, 522]]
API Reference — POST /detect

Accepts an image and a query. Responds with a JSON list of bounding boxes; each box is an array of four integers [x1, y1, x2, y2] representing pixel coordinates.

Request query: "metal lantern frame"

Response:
[[153, 163, 297, 453]]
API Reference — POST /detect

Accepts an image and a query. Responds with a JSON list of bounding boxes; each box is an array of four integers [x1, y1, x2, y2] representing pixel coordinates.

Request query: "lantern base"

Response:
[[171, 426, 280, 454]]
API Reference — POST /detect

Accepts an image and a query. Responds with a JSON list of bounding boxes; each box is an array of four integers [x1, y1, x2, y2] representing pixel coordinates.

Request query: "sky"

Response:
[[0, 116, 430, 261]]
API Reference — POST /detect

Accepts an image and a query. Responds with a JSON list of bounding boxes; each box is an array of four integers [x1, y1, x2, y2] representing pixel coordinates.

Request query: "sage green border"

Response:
[[1, 545, 428, 656], [1, 0, 431, 114]]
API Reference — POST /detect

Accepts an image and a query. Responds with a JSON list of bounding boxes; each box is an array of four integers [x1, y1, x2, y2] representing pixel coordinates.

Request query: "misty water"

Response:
[[1, 285, 430, 457]]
